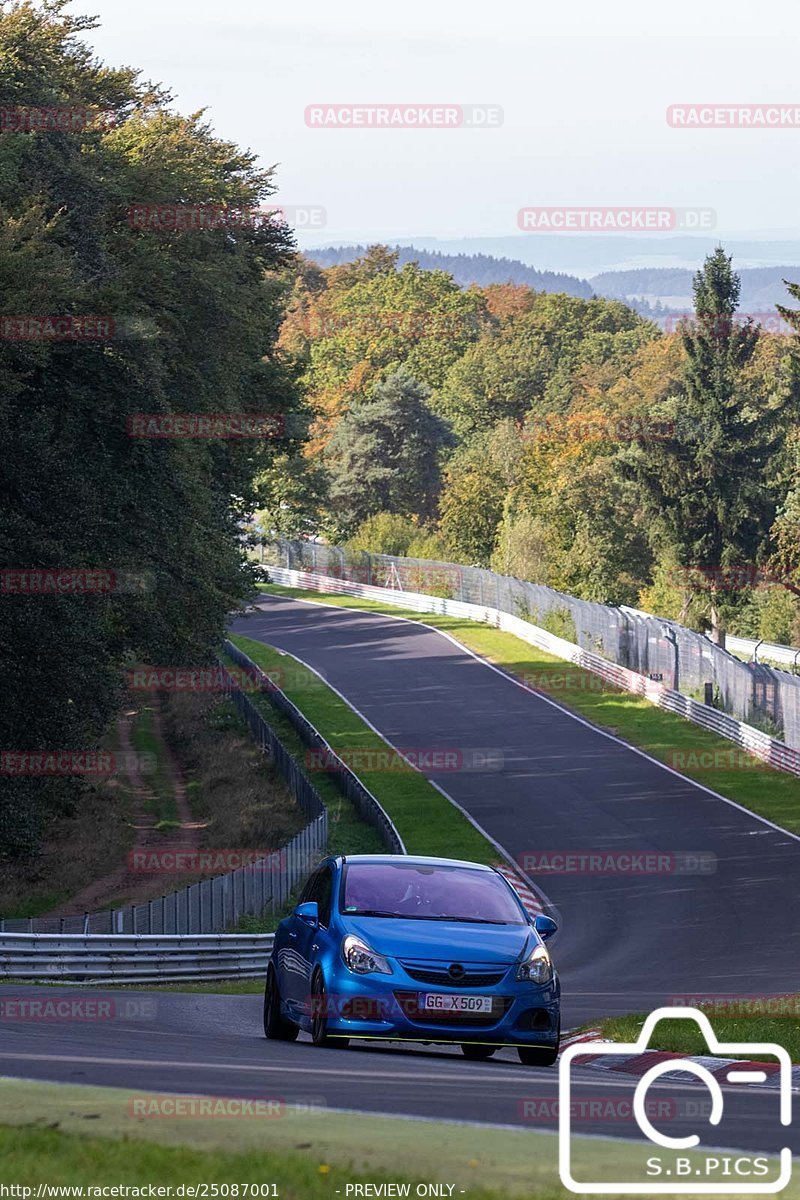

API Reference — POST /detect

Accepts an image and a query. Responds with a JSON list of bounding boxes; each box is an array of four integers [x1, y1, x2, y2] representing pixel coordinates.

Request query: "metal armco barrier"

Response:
[[223, 640, 406, 854], [725, 634, 800, 670], [0, 932, 274, 984], [264, 565, 800, 781]]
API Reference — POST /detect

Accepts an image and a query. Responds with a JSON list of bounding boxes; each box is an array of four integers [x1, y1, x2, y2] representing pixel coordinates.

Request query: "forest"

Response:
[[266, 244, 800, 650]]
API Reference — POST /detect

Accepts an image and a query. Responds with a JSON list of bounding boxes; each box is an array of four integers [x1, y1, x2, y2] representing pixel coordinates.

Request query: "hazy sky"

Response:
[[78, 0, 800, 251]]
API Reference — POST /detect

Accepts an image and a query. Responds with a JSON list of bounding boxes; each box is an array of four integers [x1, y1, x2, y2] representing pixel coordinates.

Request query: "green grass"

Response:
[[130, 702, 178, 824], [256, 583, 800, 836], [0, 893, 65, 920], [228, 636, 497, 863], [591, 1000, 800, 1063], [0, 1079, 793, 1198]]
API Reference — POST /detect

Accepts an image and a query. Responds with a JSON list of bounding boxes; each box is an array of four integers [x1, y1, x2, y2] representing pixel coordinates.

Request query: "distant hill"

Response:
[[301, 235, 800, 275], [306, 244, 593, 299], [589, 265, 800, 316], [302, 245, 800, 327]]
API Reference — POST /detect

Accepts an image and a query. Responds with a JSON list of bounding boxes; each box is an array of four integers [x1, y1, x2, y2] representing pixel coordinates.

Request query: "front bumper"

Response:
[[317, 960, 560, 1047]]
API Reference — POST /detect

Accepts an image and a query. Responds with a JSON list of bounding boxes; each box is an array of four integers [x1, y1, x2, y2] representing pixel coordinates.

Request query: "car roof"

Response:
[[334, 854, 496, 872]]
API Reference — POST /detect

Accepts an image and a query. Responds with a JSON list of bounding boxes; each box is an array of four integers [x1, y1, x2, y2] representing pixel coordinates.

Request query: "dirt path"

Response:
[[49, 703, 203, 917]]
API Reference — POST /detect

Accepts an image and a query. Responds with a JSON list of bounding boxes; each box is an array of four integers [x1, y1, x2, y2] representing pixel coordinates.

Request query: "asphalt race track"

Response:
[[2, 593, 798, 1152]]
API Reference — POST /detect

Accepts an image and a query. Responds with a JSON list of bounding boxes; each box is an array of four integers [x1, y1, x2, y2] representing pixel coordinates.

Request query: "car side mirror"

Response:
[[294, 900, 319, 927], [533, 914, 558, 941]]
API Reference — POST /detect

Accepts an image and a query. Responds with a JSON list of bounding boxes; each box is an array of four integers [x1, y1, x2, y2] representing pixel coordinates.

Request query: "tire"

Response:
[[517, 1042, 559, 1067], [461, 1043, 496, 1061], [263, 965, 298, 1041], [310, 971, 349, 1049]]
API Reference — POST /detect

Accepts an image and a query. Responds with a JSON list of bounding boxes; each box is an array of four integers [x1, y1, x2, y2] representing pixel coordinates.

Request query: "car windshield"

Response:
[[341, 862, 526, 924]]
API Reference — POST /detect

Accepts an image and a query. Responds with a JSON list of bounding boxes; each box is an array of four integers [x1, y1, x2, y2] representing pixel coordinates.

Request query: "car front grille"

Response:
[[401, 964, 507, 987]]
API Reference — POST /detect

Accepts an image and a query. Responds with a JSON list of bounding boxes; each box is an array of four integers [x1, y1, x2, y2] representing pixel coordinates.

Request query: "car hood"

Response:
[[344, 916, 532, 964]]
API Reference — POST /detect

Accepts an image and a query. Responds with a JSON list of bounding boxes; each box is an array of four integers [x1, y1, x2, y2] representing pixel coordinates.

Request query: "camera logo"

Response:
[[559, 1007, 792, 1194]]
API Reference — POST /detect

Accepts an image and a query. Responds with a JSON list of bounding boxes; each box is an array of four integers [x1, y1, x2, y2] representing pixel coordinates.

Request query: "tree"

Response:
[[0, 1, 301, 859], [437, 423, 522, 565], [345, 512, 422, 557], [435, 293, 655, 440], [324, 368, 452, 536], [280, 248, 486, 446], [620, 248, 798, 640]]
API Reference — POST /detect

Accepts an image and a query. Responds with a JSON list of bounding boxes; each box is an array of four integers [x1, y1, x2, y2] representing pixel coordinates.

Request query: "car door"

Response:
[[283, 868, 333, 1017], [278, 870, 319, 1014]]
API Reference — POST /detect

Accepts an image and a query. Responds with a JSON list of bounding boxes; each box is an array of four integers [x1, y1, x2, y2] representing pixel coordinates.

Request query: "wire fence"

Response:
[[262, 539, 800, 750], [1, 665, 329, 935], [223, 640, 405, 852]]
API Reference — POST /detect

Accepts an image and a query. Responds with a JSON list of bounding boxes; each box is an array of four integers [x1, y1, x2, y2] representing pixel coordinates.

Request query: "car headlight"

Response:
[[516, 944, 553, 984], [342, 934, 392, 975]]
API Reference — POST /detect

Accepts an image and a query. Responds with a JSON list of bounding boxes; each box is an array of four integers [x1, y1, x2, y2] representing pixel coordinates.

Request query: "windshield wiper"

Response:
[[344, 909, 404, 918], [424, 916, 513, 924], [346, 910, 514, 923]]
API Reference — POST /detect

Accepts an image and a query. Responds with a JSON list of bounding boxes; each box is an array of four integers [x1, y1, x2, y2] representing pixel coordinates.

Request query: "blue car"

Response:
[[263, 854, 561, 1064]]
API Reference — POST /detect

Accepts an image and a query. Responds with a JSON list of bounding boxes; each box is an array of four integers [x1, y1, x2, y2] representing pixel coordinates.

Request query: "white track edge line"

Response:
[[250, 590, 800, 848]]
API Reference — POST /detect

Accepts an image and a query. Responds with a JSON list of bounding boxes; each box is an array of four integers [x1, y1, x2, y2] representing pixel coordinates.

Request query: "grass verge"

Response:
[[131, 701, 178, 825], [0, 732, 135, 921], [227, 637, 497, 863], [220, 654, 386, 862], [163, 692, 305, 852], [0, 1079, 793, 1198], [590, 1000, 800, 1062], [255, 583, 800, 836]]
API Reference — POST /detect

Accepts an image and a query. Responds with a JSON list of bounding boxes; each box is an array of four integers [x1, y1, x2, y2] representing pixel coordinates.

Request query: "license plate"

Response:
[[421, 993, 494, 1014]]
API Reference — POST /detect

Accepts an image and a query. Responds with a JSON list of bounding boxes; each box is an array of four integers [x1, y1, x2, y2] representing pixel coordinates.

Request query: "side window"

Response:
[[299, 870, 319, 905], [311, 867, 334, 927]]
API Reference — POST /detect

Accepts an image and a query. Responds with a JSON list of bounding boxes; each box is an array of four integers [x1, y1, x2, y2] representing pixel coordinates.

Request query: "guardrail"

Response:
[[265, 539, 800, 749], [0, 932, 274, 985], [263, 565, 800, 781], [223, 640, 406, 854], [725, 634, 800, 670]]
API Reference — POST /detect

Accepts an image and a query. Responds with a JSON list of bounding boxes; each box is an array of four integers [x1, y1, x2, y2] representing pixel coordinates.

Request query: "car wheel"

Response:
[[461, 1043, 496, 1061], [263, 964, 298, 1041], [310, 971, 349, 1049], [517, 1042, 559, 1067]]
